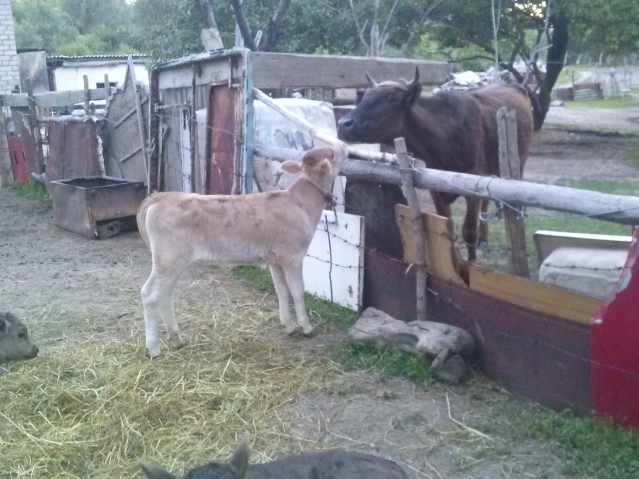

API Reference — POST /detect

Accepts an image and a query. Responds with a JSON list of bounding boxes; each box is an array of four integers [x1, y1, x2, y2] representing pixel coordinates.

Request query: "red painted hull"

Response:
[[591, 228, 639, 428]]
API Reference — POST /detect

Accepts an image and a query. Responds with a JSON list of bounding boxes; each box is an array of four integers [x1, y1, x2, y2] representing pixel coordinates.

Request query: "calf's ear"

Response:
[[229, 433, 251, 479], [137, 461, 179, 479], [281, 160, 302, 174]]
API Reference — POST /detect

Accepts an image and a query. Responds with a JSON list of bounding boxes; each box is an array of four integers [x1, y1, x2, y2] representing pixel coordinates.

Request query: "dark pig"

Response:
[[0, 312, 39, 363], [139, 433, 409, 479]]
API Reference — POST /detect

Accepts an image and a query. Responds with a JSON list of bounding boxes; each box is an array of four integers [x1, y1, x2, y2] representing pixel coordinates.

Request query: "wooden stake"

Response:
[[497, 107, 529, 277], [128, 56, 151, 193], [25, 78, 45, 175], [395, 137, 427, 321], [104, 74, 110, 110], [83, 75, 90, 112]]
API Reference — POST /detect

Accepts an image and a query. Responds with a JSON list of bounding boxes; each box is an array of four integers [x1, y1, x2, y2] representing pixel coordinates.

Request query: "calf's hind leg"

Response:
[[141, 268, 182, 358]]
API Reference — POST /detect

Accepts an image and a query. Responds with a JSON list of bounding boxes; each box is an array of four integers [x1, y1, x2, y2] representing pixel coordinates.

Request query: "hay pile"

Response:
[[1, 317, 332, 478]]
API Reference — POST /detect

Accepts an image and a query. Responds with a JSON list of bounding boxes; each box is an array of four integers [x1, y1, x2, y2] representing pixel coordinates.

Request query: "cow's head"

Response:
[[281, 144, 347, 192], [337, 68, 422, 144]]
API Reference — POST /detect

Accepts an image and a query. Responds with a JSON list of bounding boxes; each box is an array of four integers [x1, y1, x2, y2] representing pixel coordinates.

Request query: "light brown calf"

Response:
[[137, 145, 346, 358]]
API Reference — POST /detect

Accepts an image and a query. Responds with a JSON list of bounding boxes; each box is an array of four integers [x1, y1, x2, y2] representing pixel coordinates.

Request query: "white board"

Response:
[[180, 106, 192, 193], [303, 210, 365, 311]]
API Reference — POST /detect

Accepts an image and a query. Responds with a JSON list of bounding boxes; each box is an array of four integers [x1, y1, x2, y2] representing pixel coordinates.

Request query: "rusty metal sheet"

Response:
[[50, 176, 145, 239], [364, 250, 591, 412], [46, 120, 101, 192], [17, 112, 39, 178], [207, 84, 236, 195], [345, 180, 407, 259], [7, 138, 29, 183]]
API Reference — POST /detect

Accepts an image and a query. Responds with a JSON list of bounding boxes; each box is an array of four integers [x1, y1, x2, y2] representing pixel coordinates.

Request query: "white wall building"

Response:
[[0, 0, 20, 94], [47, 55, 150, 91]]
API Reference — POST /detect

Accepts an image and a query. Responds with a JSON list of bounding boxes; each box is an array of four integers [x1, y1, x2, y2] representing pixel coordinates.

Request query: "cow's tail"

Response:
[[136, 196, 156, 248]]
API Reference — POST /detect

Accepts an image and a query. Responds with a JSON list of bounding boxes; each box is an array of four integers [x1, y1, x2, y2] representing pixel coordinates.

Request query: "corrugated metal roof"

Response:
[[47, 54, 150, 61]]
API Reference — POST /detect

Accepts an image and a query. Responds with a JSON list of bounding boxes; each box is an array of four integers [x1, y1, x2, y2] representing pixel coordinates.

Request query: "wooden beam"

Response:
[[252, 52, 449, 89], [395, 137, 427, 321], [0, 88, 113, 108], [497, 107, 529, 277]]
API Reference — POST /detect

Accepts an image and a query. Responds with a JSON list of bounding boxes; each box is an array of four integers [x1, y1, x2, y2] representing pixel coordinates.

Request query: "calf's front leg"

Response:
[[282, 260, 313, 335], [269, 264, 297, 334]]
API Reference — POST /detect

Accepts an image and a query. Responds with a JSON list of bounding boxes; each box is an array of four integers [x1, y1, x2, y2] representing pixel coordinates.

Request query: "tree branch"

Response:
[[229, 0, 257, 51], [399, 0, 445, 56], [261, 0, 292, 52], [349, 0, 370, 53]]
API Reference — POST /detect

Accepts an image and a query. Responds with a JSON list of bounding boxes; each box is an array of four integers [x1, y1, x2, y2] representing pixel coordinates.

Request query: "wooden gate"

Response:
[[206, 84, 236, 195]]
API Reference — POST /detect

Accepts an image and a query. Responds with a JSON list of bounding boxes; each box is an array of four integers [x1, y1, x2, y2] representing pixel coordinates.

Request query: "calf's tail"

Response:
[[136, 196, 157, 248]]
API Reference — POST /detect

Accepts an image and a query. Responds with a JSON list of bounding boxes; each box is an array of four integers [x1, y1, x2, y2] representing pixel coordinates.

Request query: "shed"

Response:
[[149, 48, 449, 195], [47, 55, 151, 92]]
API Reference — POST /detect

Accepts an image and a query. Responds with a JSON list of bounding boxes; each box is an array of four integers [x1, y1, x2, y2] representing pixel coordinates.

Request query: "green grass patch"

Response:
[[327, 342, 432, 383], [518, 409, 639, 478], [231, 266, 432, 383], [625, 150, 639, 171], [231, 266, 358, 328], [11, 181, 49, 200], [567, 96, 639, 109]]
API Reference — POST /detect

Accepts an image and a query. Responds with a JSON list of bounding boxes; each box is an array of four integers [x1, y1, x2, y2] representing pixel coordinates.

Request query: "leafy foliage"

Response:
[[12, 0, 135, 55]]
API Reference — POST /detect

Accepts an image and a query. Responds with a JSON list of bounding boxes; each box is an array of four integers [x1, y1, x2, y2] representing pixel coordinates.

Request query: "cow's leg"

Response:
[[430, 191, 452, 218], [462, 196, 482, 262], [281, 260, 313, 335], [478, 199, 490, 248], [141, 268, 180, 358], [269, 264, 297, 334]]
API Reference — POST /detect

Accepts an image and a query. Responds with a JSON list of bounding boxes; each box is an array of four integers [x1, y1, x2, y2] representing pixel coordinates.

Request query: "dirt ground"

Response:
[[2, 120, 638, 478]]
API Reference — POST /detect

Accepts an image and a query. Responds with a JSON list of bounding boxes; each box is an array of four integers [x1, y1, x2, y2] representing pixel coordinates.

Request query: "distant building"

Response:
[[0, 0, 20, 95], [46, 55, 151, 91]]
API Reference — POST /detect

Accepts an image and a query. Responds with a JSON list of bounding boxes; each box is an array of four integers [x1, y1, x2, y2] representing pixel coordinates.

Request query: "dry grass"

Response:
[[0, 296, 333, 478]]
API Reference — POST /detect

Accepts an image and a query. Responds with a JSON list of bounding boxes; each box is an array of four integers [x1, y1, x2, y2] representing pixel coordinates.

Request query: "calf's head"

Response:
[[280, 144, 347, 192], [338, 68, 422, 144], [0, 312, 39, 363], [139, 433, 251, 479]]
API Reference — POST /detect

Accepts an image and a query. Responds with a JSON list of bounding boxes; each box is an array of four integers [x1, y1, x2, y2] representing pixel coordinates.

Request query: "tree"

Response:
[[427, 0, 569, 130], [12, 0, 136, 55]]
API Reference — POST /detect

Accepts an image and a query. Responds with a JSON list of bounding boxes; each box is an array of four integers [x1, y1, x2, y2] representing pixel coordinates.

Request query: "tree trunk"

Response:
[[261, 0, 292, 52], [533, 11, 569, 131]]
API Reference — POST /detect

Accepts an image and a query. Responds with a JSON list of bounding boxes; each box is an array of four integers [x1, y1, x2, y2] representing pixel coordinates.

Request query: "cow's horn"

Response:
[[365, 72, 378, 88], [411, 67, 420, 85]]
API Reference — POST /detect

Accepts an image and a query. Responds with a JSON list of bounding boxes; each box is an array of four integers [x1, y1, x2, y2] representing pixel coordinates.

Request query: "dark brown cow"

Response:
[[337, 69, 534, 261]]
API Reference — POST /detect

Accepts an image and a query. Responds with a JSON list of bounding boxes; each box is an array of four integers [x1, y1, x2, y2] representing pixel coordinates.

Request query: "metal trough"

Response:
[[50, 176, 145, 239]]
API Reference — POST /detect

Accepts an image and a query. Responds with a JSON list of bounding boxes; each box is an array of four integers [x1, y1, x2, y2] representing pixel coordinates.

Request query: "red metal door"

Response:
[[591, 228, 639, 428], [206, 85, 236, 195], [7, 138, 29, 183]]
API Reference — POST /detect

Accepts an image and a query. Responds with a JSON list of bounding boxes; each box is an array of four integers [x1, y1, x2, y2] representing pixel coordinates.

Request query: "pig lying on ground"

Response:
[[0, 312, 39, 364], [139, 433, 409, 479]]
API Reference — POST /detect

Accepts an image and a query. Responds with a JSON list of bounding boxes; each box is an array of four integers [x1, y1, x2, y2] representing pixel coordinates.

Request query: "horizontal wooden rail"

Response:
[[0, 88, 115, 108], [254, 144, 639, 225]]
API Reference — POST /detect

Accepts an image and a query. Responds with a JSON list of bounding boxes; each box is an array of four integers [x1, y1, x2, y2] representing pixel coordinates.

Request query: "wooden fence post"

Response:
[[25, 78, 45, 175], [395, 137, 428, 321], [497, 107, 529, 277], [0, 103, 14, 187], [104, 74, 110, 110], [83, 75, 90, 112]]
